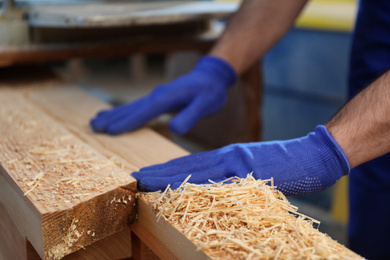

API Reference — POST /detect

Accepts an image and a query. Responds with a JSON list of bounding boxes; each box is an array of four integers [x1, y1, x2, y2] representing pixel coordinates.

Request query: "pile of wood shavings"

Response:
[[141, 175, 363, 260]]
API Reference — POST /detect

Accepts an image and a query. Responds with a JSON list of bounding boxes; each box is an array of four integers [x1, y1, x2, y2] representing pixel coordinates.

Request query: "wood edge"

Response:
[[41, 184, 137, 259], [0, 165, 44, 259], [131, 199, 210, 260]]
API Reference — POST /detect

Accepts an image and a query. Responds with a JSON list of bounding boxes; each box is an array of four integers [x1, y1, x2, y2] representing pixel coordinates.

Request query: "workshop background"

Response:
[[1, 0, 357, 248]]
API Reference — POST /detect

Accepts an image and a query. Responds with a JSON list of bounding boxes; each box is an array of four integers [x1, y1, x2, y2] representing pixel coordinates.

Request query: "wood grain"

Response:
[[131, 200, 210, 260], [0, 73, 255, 259], [26, 84, 188, 169], [22, 80, 202, 259], [0, 85, 137, 259]]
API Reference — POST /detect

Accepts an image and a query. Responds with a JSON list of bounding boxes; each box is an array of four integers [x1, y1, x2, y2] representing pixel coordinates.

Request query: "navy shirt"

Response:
[[348, 0, 390, 259]]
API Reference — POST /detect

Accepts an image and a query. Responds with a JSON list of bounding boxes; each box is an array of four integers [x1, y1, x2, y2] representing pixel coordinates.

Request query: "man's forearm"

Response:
[[210, 0, 308, 74], [326, 70, 390, 168]]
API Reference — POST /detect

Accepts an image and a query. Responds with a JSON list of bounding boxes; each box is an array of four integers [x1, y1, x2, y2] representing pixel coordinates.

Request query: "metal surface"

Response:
[[26, 1, 238, 28]]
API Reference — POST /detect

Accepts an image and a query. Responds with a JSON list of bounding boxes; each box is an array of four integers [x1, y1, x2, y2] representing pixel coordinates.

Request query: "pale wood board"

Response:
[[22, 81, 208, 259], [25, 84, 188, 169], [131, 200, 210, 260], [0, 75, 200, 259], [0, 83, 138, 259], [27, 1, 238, 28]]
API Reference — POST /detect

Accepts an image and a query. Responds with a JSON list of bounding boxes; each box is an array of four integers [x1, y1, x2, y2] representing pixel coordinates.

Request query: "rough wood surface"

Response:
[[24, 81, 207, 259], [0, 83, 137, 259], [26, 84, 188, 169], [27, 1, 238, 28], [0, 71, 193, 259]]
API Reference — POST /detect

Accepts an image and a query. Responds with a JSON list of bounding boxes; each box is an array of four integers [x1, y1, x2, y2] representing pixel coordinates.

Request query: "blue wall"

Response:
[[262, 28, 352, 141]]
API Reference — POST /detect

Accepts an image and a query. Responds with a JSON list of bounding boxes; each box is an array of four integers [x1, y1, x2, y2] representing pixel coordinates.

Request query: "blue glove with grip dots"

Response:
[[90, 55, 237, 135], [132, 125, 350, 196]]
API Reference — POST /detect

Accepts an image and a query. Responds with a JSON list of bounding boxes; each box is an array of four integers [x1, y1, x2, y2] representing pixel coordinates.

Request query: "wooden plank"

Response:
[[131, 200, 209, 260], [27, 2, 238, 28], [25, 84, 188, 169], [21, 79, 205, 258], [0, 86, 137, 259], [0, 200, 27, 260]]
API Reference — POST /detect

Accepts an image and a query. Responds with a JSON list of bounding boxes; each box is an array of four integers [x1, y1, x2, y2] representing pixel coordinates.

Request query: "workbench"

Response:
[[0, 71, 363, 260], [0, 69, 202, 259]]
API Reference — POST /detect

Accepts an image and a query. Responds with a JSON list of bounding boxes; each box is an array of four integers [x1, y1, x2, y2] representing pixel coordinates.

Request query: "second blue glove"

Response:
[[90, 56, 237, 135]]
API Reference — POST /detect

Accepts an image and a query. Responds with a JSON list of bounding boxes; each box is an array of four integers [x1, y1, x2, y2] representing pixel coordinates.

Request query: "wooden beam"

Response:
[[0, 85, 137, 259], [26, 84, 188, 169], [21, 79, 206, 259], [131, 200, 209, 260]]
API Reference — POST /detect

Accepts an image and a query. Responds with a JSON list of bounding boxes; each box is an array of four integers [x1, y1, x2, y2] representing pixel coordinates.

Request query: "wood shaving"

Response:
[[141, 174, 364, 260], [24, 172, 44, 196]]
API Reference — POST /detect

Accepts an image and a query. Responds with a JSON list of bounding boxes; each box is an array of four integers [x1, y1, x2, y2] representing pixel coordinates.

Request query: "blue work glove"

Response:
[[132, 125, 350, 196], [90, 55, 237, 135]]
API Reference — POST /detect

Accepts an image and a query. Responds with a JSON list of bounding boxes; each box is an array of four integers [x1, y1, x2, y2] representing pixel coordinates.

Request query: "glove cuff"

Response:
[[315, 125, 351, 176], [195, 55, 237, 87], [274, 125, 351, 196]]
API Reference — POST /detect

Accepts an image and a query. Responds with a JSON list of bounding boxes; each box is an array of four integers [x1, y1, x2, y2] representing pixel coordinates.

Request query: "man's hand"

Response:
[[90, 56, 236, 135], [132, 125, 350, 196]]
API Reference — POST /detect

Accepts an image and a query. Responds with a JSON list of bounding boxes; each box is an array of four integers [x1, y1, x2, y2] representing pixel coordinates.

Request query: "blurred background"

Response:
[[1, 0, 358, 247]]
